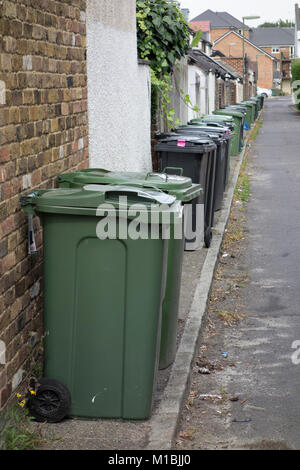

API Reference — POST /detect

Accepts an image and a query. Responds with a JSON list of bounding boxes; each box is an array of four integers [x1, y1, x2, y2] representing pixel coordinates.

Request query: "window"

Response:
[[272, 47, 280, 53], [290, 46, 295, 57]]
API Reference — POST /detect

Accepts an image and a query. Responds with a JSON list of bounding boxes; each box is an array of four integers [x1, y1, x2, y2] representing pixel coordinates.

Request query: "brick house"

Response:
[[190, 9, 250, 43], [213, 30, 278, 90], [250, 27, 295, 94], [0, 0, 151, 417]]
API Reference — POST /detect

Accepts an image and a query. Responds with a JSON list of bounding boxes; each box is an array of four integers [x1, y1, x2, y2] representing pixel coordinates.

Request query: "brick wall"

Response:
[[262, 46, 292, 80], [211, 28, 249, 44], [224, 81, 235, 106], [0, 0, 89, 410], [215, 78, 225, 109]]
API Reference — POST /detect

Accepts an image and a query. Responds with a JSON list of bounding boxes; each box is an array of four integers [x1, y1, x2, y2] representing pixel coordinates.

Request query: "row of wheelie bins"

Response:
[[20, 95, 263, 423]]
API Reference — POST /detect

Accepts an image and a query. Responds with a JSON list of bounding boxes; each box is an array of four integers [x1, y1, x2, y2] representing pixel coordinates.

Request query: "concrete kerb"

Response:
[[147, 111, 263, 450]]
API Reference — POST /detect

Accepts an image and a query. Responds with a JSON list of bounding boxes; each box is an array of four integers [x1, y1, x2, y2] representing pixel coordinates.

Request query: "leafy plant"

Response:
[[137, 0, 189, 74], [1, 405, 44, 450], [136, 0, 191, 127], [292, 60, 300, 110], [191, 29, 203, 48]]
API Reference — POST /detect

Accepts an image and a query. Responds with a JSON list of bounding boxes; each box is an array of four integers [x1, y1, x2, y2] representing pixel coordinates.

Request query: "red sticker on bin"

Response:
[[177, 139, 186, 147]]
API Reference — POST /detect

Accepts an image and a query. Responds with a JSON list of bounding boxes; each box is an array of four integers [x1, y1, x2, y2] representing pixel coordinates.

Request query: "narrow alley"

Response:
[[176, 96, 300, 450]]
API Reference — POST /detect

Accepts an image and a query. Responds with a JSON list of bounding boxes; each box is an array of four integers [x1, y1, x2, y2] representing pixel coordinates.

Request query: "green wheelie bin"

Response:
[[248, 97, 259, 119], [57, 169, 202, 370], [223, 105, 250, 129], [21, 184, 182, 420], [237, 101, 256, 125], [256, 95, 264, 108], [213, 109, 244, 153], [252, 96, 262, 111], [200, 115, 239, 156]]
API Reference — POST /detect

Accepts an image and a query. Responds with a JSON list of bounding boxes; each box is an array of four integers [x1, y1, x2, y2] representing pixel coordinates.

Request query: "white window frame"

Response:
[[272, 47, 280, 53]]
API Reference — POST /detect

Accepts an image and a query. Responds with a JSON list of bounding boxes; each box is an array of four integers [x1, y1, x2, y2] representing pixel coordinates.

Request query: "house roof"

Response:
[[191, 9, 248, 30], [250, 27, 295, 46], [189, 21, 210, 33], [214, 30, 278, 61], [188, 48, 237, 79]]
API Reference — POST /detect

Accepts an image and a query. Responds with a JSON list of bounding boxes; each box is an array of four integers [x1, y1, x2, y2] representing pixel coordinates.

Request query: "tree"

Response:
[[258, 19, 295, 28]]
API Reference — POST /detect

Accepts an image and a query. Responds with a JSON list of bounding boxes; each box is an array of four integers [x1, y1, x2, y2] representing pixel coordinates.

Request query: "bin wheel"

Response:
[[204, 227, 212, 248], [26, 378, 71, 423]]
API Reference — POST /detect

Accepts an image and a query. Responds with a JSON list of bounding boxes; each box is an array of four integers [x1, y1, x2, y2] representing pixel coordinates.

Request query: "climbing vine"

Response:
[[136, 0, 193, 127]]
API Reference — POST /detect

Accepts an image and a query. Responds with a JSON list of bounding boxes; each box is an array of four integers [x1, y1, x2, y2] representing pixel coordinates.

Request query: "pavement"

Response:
[[29, 108, 259, 451], [174, 96, 300, 451]]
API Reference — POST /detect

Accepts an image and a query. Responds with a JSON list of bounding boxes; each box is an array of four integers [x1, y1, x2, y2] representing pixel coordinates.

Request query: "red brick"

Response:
[[0, 147, 10, 163]]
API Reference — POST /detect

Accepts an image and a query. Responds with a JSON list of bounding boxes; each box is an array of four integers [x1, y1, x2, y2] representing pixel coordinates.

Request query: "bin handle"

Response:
[[57, 168, 110, 181], [163, 167, 184, 176], [81, 168, 110, 174], [145, 172, 168, 181], [116, 182, 165, 194], [99, 185, 176, 205]]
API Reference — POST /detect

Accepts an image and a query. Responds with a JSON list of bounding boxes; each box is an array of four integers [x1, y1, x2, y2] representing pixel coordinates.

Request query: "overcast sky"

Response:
[[180, 0, 297, 27]]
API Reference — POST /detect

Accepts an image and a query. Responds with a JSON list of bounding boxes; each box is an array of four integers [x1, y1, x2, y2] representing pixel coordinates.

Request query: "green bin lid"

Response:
[[213, 109, 244, 118], [238, 101, 255, 106], [57, 169, 202, 203], [202, 114, 234, 122], [20, 185, 181, 217]]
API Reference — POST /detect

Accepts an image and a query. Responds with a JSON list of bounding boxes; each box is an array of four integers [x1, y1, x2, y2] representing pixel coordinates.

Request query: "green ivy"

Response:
[[136, 0, 190, 127], [137, 0, 189, 74]]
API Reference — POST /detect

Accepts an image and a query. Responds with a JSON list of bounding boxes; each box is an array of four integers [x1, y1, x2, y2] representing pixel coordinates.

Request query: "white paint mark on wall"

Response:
[[22, 174, 32, 190], [0, 340, 6, 365], [59, 146, 65, 159], [12, 368, 24, 391], [28, 331, 38, 348], [78, 138, 84, 150], [0, 81, 6, 105], [23, 55, 33, 71], [30, 281, 40, 299]]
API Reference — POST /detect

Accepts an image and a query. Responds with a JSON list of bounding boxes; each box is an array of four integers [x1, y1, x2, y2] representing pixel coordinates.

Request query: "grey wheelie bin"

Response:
[[196, 115, 238, 156], [178, 124, 234, 190], [154, 135, 217, 249], [21, 185, 181, 421], [174, 127, 228, 211]]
